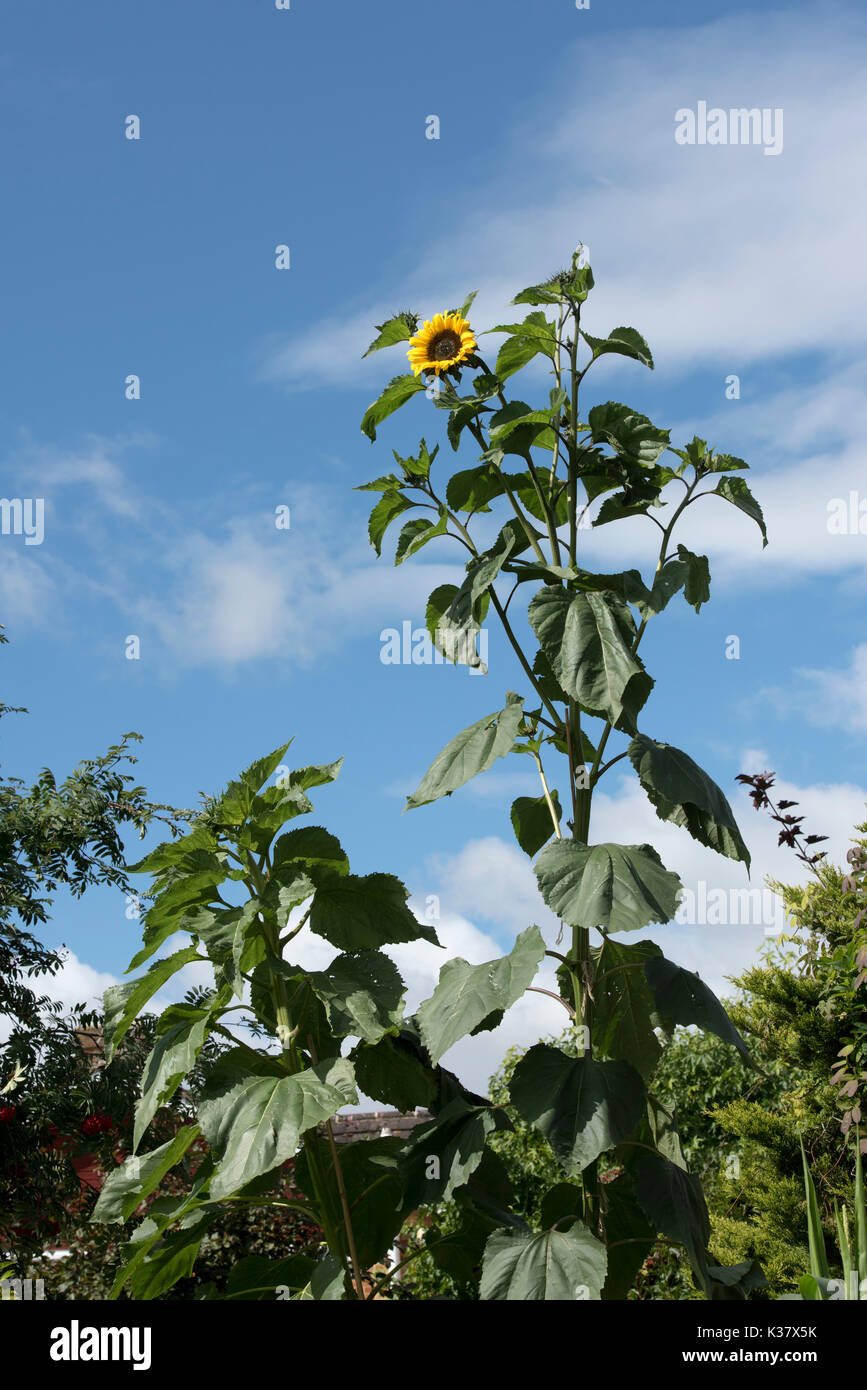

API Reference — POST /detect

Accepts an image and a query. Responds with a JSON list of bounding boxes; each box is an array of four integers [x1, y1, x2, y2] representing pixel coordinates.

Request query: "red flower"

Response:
[[81, 1112, 113, 1137], [0, 1105, 16, 1124]]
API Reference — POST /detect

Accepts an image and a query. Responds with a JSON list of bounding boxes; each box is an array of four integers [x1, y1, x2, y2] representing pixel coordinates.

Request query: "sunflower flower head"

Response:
[[407, 311, 477, 376]]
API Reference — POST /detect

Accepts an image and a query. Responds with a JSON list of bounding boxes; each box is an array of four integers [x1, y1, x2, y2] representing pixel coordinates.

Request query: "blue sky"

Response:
[[3, 0, 867, 1090]]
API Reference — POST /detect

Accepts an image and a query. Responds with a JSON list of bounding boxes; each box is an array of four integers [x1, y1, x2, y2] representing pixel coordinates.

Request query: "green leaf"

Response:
[[310, 872, 440, 950], [199, 1057, 357, 1200], [126, 1207, 216, 1300], [480, 1223, 607, 1300], [601, 1174, 656, 1299], [367, 489, 415, 556], [362, 313, 417, 358], [446, 463, 506, 514], [713, 475, 768, 547], [587, 401, 670, 465], [354, 473, 404, 493], [509, 1045, 646, 1173], [224, 1254, 317, 1300], [631, 1147, 710, 1285], [510, 792, 562, 857], [535, 839, 682, 934], [272, 824, 349, 879], [528, 586, 652, 732], [92, 1126, 200, 1224], [676, 544, 711, 611], [103, 945, 201, 1064], [582, 327, 653, 369], [591, 936, 664, 1078], [628, 734, 750, 867], [352, 1032, 439, 1113], [134, 995, 229, 1150], [417, 924, 546, 1065], [360, 373, 426, 442], [643, 956, 751, 1063], [296, 1135, 406, 1272], [399, 1097, 505, 1206], [406, 694, 525, 809], [395, 508, 449, 565], [489, 312, 557, 381], [425, 582, 486, 671], [128, 852, 229, 969], [307, 951, 406, 1044]]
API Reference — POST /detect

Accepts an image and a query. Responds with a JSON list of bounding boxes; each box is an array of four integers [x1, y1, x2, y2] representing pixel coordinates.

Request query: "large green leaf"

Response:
[[406, 694, 525, 809], [399, 1097, 506, 1206], [103, 945, 201, 1064], [351, 1031, 440, 1113], [601, 1174, 656, 1299], [92, 1126, 200, 1224], [528, 586, 652, 731], [643, 956, 751, 1063], [713, 475, 767, 547], [488, 311, 557, 381], [535, 839, 682, 934], [310, 872, 439, 950], [223, 1253, 318, 1300], [126, 1207, 216, 1300], [296, 1136, 406, 1272], [307, 951, 406, 1044], [417, 925, 546, 1065], [361, 373, 427, 442], [199, 1056, 357, 1200], [631, 1147, 710, 1285], [510, 792, 562, 857], [591, 936, 664, 1078], [509, 1045, 646, 1173], [480, 1224, 607, 1300], [628, 734, 750, 867], [134, 994, 230, 1150]]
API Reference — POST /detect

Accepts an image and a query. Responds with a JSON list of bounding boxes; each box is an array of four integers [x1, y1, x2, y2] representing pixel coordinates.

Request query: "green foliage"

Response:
[[358, 243, 766, 1297]]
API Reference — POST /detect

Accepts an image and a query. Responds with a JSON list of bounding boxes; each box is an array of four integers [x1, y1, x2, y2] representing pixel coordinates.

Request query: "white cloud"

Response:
[[262, 7, 867, 390], [764, 642, 867, 733]]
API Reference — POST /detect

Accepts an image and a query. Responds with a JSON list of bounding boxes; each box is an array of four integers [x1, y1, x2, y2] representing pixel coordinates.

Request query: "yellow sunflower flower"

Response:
[[407, 312, 477, 376]]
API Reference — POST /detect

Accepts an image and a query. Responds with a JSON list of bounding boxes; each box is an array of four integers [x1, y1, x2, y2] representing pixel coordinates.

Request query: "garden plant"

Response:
[[89, 245, 773, 1300]]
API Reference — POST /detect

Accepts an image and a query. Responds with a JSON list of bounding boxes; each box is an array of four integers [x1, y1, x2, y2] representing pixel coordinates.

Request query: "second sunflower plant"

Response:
[[357, 243, 770, 1298]]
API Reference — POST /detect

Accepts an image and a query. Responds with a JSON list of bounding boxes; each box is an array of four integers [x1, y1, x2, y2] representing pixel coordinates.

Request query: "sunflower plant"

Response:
[[357, 245, 770, 1300]]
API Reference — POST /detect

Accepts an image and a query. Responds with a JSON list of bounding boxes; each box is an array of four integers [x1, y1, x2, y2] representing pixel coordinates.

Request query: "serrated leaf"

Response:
[[362, 313, 417, 358], [643, 956, 751, 1063], [199, 1057, 357, 1200], [399, 1097, 504, 1206], [534, 839, 682, 934], [417, 924, 546, 1065], [307, 951, 406, 1044], [103, 945, 201, 1064], [367, 490, 414, 556], [713, 475, 767, 547], [591, 936, 664, 1078], [407, 695, 525, 809], [310, 872, 440, 950], [480, 1223, 607, 1300], [92, 1126, 200, 1224], [360, 373, 427, 442], [528, 586, 652, 732], [582, 327, 653, 369], [510, 1045, 646, 1173], [628, 734, 750, 867]]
